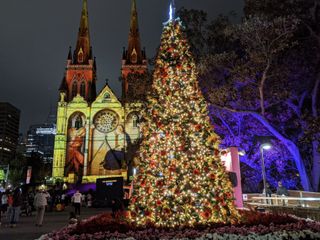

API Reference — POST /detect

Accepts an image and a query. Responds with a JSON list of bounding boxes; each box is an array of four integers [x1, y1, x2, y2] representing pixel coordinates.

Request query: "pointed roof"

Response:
[[67, 46, 72, 61], [125, 0, 144, 64], [59, 76, 67, 92], [74, 0, 91, 64]]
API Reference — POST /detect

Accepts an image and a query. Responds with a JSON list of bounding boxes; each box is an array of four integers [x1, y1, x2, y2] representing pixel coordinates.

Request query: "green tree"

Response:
[[8, 151, 27, 187], [129, 18, 239, 227]]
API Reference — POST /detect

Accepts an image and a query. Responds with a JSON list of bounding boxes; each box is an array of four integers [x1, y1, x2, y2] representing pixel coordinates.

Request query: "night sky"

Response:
[[0, 0, 244, 134]]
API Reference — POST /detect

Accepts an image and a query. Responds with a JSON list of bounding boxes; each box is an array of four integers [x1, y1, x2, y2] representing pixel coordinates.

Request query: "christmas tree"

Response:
[[129, 10, 239, 227]]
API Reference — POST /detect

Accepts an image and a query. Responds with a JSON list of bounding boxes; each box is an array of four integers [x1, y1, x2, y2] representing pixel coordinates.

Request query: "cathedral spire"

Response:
[[125, 0, 144, 64], [62, 0, 96, 103], [74, 0, 91, 64], [121, 0, 148, 103]]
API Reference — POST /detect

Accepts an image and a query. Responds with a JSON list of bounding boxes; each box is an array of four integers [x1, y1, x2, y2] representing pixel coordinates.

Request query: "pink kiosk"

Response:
[[221, 147, 244, 208]]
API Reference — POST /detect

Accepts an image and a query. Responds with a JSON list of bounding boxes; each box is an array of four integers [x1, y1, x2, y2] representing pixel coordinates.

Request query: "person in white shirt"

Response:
[[0, 192, 7, 226], [72, 190, 82, 215], [86, 193, 92, 207], [33, 189, 50, 227]]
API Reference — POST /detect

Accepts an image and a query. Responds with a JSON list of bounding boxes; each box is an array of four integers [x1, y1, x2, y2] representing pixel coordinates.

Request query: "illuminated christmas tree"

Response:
[[130, 4, 239, 227]]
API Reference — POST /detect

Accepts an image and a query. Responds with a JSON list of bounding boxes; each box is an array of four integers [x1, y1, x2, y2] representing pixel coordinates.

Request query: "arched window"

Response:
[[72, 81, 78, 98], [131, 48, 137, 64], [80, 81, 86, 97], [78, 48, 84, 63]]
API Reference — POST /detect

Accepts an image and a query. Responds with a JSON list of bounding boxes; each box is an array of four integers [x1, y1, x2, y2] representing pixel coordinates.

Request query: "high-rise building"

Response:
[[0, 102, 20, 165], [52, 0, 148, 183], [26, 123, 56, 163]]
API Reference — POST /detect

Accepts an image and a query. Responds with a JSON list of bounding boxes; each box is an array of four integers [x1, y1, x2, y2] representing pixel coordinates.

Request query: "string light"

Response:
[[129, 18, 240, 227]]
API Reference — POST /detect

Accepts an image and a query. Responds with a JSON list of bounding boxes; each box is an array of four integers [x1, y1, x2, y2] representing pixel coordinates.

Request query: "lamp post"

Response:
[[260, 143, 272, 197]]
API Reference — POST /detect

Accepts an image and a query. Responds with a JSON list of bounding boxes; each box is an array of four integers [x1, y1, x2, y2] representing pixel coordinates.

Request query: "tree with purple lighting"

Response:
[[178, 1, 320, 191]]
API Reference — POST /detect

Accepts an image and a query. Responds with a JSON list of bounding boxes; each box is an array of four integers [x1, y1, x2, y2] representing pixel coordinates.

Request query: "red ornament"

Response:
[[150, 160, 156, 168], [160, 150, 167, 156], [179, 145, 185, 151], [209, 173, 215, 180], [141, 180, 146, 187], [192, 187, 199, 193], [201, 211, 211, 219], [156, 200, 162, 206], [193, 169, 200, 175], [145, 210, 151, 217], [195, 124, 202, 131], [156, 180, 163, 187], [157, 122, 163, 129], [130, 211, 137, 218], [225, 192, 232, 198], [163, 208, 171, 215], [169, 165, 176, 172]]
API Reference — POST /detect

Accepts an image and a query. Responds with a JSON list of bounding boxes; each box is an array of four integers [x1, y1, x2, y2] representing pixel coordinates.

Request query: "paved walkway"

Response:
[[0, 206, 109, 240]]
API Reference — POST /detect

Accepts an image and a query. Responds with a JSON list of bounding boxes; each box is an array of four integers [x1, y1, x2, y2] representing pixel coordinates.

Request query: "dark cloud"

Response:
[[0, 0, 244, 133]]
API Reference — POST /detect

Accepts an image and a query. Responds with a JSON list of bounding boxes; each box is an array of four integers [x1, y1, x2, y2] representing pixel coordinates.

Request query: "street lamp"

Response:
[[260, 143, 272, 198]]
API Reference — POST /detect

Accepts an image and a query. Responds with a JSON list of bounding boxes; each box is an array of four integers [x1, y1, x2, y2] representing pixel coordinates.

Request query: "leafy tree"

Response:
[[243, 0, 320, 192], [178, 3, 320, 191], [8, 151, 27, 187]]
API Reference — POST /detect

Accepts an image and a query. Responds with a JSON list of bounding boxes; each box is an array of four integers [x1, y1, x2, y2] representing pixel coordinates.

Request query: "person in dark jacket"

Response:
[[111, 198, 123, 219], [9, 188, 23, 227], [276, 181, 288, 196]]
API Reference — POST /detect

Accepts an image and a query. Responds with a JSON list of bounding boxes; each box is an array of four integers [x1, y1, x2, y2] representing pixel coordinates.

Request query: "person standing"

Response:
[[81, 193, 86, 208], [9, 188, 23, 227], [5, 190, 13, 226], [34, 189, 50, 227], [72, 190, 82, 215], [86, 192, 92, 208], [276, 181, 288, 206], [262, 182, 273, 205], [0, 192, 2, 226], [111, 198, 123, 219], [276, 181, 288, 196]]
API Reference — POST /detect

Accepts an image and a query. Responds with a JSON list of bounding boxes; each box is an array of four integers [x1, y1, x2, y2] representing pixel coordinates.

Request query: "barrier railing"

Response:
[[243, 191, 320, 221]]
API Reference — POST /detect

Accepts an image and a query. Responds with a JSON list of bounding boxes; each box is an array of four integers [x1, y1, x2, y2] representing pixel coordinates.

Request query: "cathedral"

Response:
[[52, 0, 148, 184]]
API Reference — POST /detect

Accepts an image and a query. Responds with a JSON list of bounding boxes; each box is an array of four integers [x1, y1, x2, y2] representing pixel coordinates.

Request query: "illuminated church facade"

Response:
[[52, 0, 148, 183]]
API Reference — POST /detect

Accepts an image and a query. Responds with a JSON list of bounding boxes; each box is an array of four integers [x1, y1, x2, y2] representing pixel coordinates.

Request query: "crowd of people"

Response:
[[262, 181, 289, 205], [263, 181, 289, 197], [0, 187, 95, 228], [0, 188, 23, 227]]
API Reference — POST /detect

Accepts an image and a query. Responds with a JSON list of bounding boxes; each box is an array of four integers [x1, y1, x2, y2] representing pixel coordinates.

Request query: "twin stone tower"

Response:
[[52, 0, 148, 184]]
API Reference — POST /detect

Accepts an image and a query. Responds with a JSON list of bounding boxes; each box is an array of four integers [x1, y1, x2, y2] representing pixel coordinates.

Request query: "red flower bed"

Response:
[[42, 210, 320, 240]]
